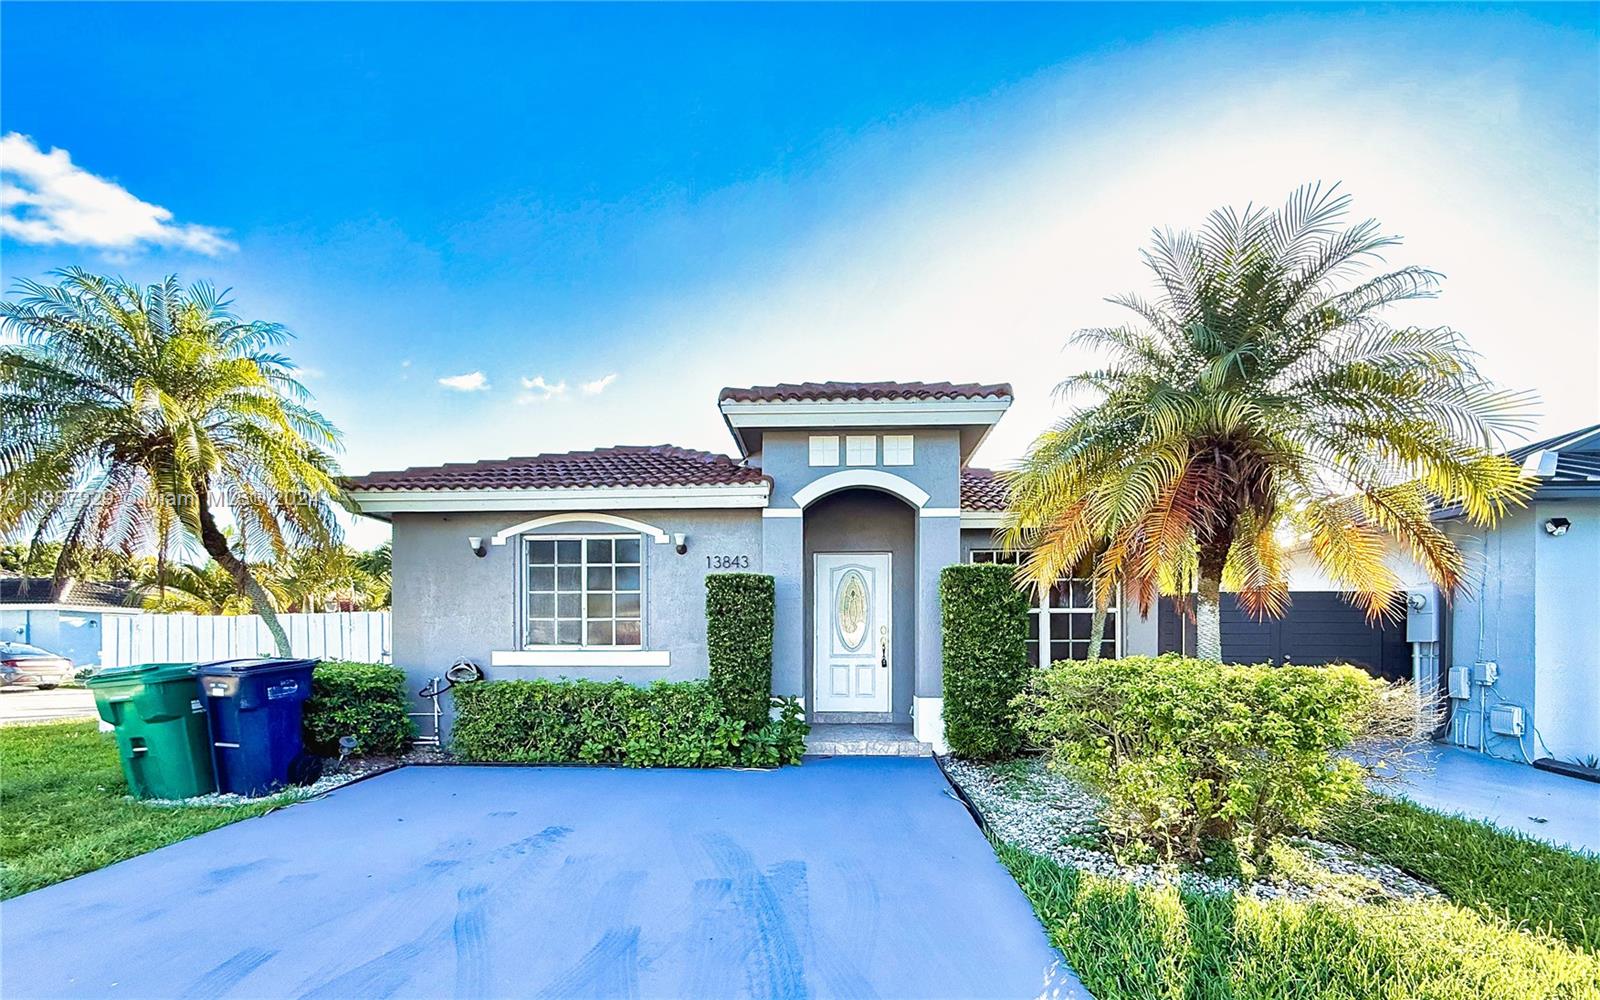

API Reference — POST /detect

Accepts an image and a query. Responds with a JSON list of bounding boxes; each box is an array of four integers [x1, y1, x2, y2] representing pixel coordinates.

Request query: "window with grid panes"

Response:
[[967, 550, 1117, 663], [523, 536, 643, 648]]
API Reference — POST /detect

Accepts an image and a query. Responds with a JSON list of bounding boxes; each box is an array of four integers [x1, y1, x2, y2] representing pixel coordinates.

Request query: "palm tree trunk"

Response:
[[1088, 601, 1109, 662], [1195, 574, 1223, 661], [194, 488, 291, 657]]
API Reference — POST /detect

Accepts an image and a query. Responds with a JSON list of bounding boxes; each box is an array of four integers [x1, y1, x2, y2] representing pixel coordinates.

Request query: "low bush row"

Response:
[[450, 678, 806, 768]]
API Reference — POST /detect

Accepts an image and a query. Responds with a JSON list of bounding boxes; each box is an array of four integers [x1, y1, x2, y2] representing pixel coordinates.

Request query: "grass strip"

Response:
[[997, 840, 1600, 1000], [1323, 793, 1600, 952], [1, 720, 291, 898]]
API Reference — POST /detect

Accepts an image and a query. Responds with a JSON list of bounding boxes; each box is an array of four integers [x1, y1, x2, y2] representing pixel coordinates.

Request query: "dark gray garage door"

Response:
[[1157, 592, 1410, 681]]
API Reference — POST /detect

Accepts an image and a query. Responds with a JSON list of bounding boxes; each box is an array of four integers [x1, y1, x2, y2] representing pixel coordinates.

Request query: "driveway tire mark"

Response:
[[180, 947, 277, 1000], [453, 883, 490, 999], [535, 927, 641, 1000]]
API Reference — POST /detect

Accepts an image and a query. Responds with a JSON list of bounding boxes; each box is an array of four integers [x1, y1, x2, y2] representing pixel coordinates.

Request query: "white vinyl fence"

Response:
[[101, 611, 391, 668]]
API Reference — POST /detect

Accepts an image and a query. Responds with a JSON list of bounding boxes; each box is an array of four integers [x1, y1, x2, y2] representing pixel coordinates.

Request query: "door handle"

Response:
[[880, 624, 888, 669]]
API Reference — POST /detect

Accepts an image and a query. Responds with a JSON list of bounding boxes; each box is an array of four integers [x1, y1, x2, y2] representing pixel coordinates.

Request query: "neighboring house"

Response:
[[1429, 424, 1600, 769], [349, 380, 1168, 750], [0, 578, 142, 669]]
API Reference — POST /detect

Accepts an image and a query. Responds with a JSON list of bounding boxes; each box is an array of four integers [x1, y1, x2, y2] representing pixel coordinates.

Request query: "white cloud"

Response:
[[438, 371, 489, 392], [517, 375, 568, 404], [0, 132, 235, 255], [400, 359, 412, 368], [581, 373, 618, 395]]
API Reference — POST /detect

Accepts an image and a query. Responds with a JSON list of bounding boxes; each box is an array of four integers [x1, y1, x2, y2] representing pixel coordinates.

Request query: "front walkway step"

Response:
[[805, 722, 932, 757]]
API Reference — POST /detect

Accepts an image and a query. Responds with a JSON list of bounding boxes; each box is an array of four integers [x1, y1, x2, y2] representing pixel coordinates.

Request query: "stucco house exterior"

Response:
[[0, 578, 141, 670], [348, 381, 1159, 750], [1429, 423, 1600, 769]]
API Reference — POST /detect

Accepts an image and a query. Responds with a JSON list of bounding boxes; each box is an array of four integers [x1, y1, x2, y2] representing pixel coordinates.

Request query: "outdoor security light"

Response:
[[468, 536, 487, 557], [1544, 517, 1571, 537], [673, 532, 688, 555]]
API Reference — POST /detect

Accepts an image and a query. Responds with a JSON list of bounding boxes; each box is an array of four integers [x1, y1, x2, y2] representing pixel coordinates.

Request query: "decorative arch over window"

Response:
[[790, 469, 931, 510], [489, 512, 671, 547]]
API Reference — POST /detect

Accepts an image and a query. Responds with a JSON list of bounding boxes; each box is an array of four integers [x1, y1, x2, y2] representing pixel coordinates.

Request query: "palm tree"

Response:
[[1003, 184, 1534, 661], [269, 544, 386, 612], [132, 559, 261, 616], [0, 268, 349, 655]]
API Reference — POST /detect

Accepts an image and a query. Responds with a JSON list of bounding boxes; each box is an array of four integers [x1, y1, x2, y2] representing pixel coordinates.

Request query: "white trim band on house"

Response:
[[719, 397, 1011, 430], [959, 512, 1006, 530], [791, 469, 931, 509], [918, 507, 961, 518], [346, 483, 771, 514], [491, 650, 672, 668], [490, 512, 672, 546], [762, 508, 804, 518]]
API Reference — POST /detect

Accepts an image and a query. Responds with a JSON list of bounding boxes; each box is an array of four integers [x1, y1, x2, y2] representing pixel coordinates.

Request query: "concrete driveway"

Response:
[[1, 758, 1083, 999], [0, 687, 96, 725]]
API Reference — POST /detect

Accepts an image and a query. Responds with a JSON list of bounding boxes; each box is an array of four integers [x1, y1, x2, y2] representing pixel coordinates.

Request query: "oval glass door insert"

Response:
[[836, 570, 868, 650]]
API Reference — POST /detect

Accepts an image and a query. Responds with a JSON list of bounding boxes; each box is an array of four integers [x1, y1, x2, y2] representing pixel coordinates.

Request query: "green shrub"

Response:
[[999, 842, 1600, 1000], [450, 678, 807, 768], [940, 563, 1032, 760], [301, 661, 416, 756], [1017, 655, 1410, 862], [705, 573, 776, 729]]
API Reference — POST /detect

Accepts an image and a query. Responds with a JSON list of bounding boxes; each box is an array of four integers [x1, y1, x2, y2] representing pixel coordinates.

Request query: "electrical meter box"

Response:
[[1405, 586, 1441, 643], [1448, 666, 1472, 700]]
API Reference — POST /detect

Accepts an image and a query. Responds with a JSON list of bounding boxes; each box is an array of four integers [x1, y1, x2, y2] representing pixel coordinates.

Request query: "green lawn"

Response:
[[982, 780, 1600, 1000], [0, 720, 296, 899], [1323, 792, 1600, 953], [1000, 841, 1600, 1000]]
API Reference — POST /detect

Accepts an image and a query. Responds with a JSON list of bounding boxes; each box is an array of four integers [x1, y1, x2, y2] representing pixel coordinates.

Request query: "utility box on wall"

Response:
[[1405, 586, 1441, 644]]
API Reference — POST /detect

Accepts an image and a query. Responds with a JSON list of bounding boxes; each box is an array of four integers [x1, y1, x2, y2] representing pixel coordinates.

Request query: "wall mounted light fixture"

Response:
[[1544, 517, 1571, 537], [468, 536, 487, 557], [673, 532, 688, 555]]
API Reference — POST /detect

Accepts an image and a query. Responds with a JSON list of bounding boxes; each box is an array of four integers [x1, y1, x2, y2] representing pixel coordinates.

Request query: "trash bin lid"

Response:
[[85, 662, 197, 687], [195, 657, 318, 676]]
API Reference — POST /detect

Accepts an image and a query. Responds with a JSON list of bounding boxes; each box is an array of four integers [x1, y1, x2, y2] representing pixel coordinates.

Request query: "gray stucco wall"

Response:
[[760, 429, 962, 511], [390, 508, 762, 726], [803, 490, 917, 720], [1448, 499, 1600, 765]]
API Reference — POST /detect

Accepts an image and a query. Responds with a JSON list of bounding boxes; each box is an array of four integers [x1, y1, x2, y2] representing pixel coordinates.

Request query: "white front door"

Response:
[[813, 553, 892, 713]]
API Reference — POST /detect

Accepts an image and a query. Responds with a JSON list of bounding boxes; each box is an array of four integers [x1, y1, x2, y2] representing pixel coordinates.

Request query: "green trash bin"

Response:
[[86, 662, 216, 800]]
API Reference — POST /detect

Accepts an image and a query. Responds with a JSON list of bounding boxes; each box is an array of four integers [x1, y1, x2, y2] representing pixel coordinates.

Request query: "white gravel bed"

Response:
[[137, 752, 411, 808], [943, 755, 1437, 903]]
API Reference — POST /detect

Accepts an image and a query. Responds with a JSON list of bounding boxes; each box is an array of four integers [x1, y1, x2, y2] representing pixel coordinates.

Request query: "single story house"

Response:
[[0, 577, 141, 670], [351, 379, 1456, 751]]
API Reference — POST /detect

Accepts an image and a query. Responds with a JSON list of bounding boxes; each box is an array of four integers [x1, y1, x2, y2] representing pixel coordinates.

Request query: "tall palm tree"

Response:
[[0, 268, 349, 655], [1003, 184, 1534, 661]]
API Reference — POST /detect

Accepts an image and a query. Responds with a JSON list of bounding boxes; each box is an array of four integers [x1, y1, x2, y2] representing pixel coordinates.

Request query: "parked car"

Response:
[[0, 643, 74, 689]]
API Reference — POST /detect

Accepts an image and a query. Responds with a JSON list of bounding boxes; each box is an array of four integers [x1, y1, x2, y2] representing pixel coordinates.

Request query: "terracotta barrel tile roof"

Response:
[[718, 380, 1012, 404], [960, 467, 1010, 511], [346, 445, 766, 492]]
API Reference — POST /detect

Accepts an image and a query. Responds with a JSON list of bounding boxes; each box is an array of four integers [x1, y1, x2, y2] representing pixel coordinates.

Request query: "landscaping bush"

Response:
[[705, 573, 776, 729], [450, 678, 807, 767], [940, 563, 1033, 760], [999, 842, 1600, 1000], [1017, 655, 1419, 862], [301, 660, 416, 756]]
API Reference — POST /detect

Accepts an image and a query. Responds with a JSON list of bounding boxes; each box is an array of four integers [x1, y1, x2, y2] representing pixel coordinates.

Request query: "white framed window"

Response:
[[845, 434, 876, 466], [523, 535, 643, 648], [808, 435, 840, 467], [968, 549, 1117, 664], [882, 434, 914, 466]]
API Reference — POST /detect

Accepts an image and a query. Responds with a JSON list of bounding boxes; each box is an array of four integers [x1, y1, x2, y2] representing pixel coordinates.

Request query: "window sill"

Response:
[[490, 650, 671, 668]]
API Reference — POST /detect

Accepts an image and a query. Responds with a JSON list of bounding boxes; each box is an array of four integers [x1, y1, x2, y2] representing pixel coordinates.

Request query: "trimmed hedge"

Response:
[[706, 573, 776, 729], [301, 661, 416, 756], [450, 678, 805, 768], [941, 563, 1033, 760]]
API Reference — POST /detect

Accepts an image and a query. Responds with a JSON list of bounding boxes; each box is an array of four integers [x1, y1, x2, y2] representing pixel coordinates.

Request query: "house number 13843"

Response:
[[706, 554, 751, 569]]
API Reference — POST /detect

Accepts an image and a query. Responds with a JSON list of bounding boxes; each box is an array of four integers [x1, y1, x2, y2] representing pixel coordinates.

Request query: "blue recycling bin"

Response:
[[196, 658, 321, 796]]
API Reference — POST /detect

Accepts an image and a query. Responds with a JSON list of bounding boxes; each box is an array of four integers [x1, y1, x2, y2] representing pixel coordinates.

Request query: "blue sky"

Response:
[[3, 3, 1596, 547]]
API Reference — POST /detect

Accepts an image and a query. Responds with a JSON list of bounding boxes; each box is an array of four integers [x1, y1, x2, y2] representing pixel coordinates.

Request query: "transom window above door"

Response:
[[523, 536, 643, 648]]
